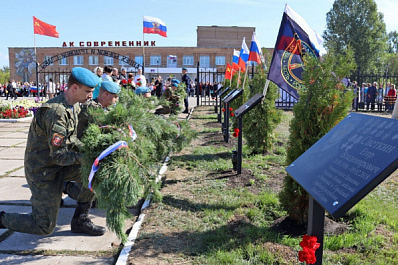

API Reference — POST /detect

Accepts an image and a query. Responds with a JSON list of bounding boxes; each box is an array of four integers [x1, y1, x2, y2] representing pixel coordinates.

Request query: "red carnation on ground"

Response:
[[222, 108, 225, 112], [298, 235, 320, 264], [229, 107, 233, 111], [230, 112, 234, 117]]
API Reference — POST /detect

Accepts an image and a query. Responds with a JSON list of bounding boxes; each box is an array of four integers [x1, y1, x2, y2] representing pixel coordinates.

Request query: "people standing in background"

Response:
[[119, 68, 127, 82], [386, 84, 397, 112], [181, 67, 191, 113], [47, 78, 56, 99], [377, 83, 384, 111], [155, 75, 163, 98], [92, 66, 103, 99], [111, 68, 119, 82], [367, 82, 377, 111], [101, 66, 113, 82], [134, 68, 146, 87]]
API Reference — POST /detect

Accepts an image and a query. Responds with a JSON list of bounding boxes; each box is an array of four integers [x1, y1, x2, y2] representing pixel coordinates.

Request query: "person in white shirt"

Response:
[[47, 78, 56, 99], [101, 66, 113, 82], [134, 68, 146, 87]]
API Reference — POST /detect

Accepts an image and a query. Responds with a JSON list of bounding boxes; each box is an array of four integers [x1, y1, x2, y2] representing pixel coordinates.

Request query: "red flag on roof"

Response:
[[33, 16, 59, 38]]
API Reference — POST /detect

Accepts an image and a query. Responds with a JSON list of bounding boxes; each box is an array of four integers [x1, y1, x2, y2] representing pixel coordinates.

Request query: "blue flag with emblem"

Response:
[[267, 4, 323, 99]]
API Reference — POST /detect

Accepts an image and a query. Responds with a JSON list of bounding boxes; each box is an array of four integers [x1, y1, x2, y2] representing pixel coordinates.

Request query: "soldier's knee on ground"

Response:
[[37, 223, 56, 236]]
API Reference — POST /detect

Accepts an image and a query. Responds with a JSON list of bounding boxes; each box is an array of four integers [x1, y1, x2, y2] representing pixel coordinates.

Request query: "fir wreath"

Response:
[[79, 89, 196, 243]]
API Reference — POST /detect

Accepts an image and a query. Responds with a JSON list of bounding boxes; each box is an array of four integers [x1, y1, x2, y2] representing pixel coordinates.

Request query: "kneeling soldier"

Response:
[[0, 67, 105, 236]]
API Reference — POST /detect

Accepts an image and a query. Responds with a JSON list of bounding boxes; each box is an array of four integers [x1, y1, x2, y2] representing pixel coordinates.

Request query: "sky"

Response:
[[1, 0, 397, 69]]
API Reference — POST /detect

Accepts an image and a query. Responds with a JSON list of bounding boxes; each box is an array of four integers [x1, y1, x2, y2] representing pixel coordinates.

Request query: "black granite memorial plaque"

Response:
[[224, 89, 243, 104], [286, 113, 398, 219], [234, 93, 264, 118], [215, 86, 224, 95], [220, 87, 231, 98], [222, 88, 237, 101]]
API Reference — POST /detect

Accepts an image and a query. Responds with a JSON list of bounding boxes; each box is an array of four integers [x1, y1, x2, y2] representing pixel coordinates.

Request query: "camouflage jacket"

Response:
[[77, 98, 102, 139], [25, 94, 82, 181]]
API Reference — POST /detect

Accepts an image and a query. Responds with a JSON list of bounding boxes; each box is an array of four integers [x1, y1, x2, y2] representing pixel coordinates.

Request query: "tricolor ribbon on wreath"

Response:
[[88, 141, 128, 191], [88, 125, 138, 190]]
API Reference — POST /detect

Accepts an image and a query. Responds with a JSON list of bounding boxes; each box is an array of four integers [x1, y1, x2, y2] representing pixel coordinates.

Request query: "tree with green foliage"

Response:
[[323, 0, 387, 74], [241, 66, 282, 154], [0, 66, 10, 84], [387, 31, 398, 54], [279, 49, 356, 224]]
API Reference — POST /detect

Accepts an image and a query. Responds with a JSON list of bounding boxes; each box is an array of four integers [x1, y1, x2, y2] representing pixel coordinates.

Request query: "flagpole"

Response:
[[242, 65, 249, 89], [238, 68, 241, 86], [34, 33, 40, 101], [263, 79, 270, 97], [142, 22, 145, 74]]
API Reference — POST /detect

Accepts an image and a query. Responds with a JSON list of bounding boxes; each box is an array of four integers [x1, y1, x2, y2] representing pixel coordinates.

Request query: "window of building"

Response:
[[104, 56, 114, 65], [59, 57, 68, 65], [60, 74, 69, 84], [183, 55, 194, 66], [43, 56, 53, 65], [150, 56, 161, 66], [199, 56, 210, 68], [119, 55, 129, 66], [215, 56, 225, 66], [73, 56, 84, 65], [167, 55, 177, 68], [135, 56, 143, 66], [89, 55, 98, 65]]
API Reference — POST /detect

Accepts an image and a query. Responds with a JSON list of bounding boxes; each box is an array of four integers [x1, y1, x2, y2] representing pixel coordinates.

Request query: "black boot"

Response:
[[71, 202, 105, 236], [0, 211, 5, 229]]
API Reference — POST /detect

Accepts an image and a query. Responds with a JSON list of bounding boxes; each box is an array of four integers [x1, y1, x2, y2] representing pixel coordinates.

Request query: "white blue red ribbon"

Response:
[[88, 140, 128, 191], [128, 124, 138, 141]]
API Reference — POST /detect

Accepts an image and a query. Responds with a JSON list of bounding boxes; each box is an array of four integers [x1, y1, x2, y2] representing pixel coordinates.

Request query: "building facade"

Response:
[[9, 26, 259, 84]]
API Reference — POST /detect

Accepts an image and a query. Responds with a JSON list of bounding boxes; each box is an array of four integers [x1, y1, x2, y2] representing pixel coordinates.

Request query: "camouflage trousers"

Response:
[[1, 165, 94, 235]]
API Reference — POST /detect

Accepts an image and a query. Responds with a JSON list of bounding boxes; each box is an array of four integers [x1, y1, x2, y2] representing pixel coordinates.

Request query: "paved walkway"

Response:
[[0, 96, 201, 264]]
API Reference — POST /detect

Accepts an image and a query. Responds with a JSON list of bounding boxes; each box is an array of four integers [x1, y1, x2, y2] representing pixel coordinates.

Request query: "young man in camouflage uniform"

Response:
[[0, 67, 105, 236], [76, 81, 120, 139]]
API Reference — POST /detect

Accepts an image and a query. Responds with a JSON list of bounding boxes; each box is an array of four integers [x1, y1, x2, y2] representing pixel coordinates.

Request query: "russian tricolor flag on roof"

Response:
[[143, 16, 167, 37], [238, 38, 249, 72], [248, 32, 263, 65]]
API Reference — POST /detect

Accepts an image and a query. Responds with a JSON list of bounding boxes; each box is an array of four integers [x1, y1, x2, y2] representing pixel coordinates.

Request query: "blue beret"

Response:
[[71, 67, 99, 88], [172, 83, 179, 87], [182, 67, 187, 71], [100, 81, 121, 94]]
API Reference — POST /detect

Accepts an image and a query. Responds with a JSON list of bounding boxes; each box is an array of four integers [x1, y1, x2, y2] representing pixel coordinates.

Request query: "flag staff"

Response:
[[142, 18, 145, 75], [242, 65, 249, 89], [34, 28, 40, 101]]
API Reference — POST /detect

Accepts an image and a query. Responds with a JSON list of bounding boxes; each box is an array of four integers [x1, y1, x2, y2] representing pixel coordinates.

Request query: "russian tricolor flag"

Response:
[[248, 32, 263, 65], [232, 49, 240, 71], [238, 38, 249, 72], [143, 16, 167, 37]]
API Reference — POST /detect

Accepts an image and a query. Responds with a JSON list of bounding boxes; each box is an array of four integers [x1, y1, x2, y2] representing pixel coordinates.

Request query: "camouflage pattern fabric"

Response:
[[1, 94, 95, 235]]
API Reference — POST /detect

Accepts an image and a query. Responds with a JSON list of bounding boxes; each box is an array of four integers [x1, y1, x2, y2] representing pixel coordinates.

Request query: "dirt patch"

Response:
[[271, 215, 348, 238], [263, 242, 297, 264]]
